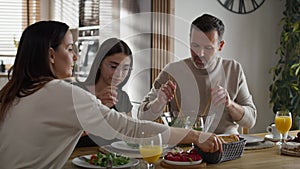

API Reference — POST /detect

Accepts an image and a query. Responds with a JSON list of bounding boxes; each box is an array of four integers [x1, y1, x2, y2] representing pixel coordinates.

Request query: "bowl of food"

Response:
[[196, 134, 246, 164]]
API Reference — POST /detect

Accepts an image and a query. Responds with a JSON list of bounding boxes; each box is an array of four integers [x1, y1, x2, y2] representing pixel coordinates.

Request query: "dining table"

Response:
[[63, 130, 300, 169]]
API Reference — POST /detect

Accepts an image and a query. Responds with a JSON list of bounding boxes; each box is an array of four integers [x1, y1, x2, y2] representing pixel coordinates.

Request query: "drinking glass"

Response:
[[139, 132, 162, 169], [193, 116, 204, 131], [274, 111, 292, 145]]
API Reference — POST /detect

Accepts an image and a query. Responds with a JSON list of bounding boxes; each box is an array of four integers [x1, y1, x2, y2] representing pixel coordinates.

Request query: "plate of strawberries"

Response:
[[163, 148, 202, 165]]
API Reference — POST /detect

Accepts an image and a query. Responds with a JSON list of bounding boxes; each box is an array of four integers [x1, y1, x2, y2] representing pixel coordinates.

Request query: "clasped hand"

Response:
[[96, 86, 118, 108], [197, 132, 223, 153], [157, 80, 176, 104], [211, 85, 232, 108]]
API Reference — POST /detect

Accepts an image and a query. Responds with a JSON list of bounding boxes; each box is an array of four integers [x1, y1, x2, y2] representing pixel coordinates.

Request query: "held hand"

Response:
[[157, 80, 176, 103], [96, 86, 118, 108], [150, 80, 176, 114], [196, 132, 222, 153], [211, 85, 233, 108]]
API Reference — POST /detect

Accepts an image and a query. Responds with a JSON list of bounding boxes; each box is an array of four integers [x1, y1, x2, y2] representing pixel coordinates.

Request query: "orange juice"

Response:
[[275, 116, 292, 134], [139, 145, 162, 163]]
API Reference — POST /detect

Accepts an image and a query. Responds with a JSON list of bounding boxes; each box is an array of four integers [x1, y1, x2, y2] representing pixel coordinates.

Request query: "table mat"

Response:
[[244, 141, 275, 150]]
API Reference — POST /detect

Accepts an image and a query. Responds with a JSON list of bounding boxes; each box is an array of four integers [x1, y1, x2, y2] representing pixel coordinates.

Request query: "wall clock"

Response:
[[217, 0, 265, 14]]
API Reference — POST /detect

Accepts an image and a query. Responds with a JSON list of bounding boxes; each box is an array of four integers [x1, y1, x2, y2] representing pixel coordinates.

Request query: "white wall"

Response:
[[40, 0, 50, 20], [119, 0, 152, 116], [174, 0, 284, 133]]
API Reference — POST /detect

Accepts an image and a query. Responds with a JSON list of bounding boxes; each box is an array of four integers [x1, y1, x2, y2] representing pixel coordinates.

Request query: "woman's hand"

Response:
[[96, 86, 118, 108], [195, 132, 223, 153], [169, 128, 222, 153]]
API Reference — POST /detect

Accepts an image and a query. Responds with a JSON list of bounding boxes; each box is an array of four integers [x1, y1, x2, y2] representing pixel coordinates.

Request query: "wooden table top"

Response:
[[63, 130, 300, 169]]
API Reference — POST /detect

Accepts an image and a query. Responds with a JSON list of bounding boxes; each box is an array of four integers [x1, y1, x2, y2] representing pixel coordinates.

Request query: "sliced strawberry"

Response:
[[172, 155, 181, 161], [165, 154, 174, 160], [189, 149, 198, 154]]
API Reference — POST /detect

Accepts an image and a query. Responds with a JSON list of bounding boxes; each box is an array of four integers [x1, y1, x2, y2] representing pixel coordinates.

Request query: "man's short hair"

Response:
[[190, 14, 225, 40]]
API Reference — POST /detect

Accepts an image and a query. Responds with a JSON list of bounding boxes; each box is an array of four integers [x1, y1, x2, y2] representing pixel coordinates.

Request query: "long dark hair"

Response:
[[84, 38, 133, 89], [0, 21, 69, 122]]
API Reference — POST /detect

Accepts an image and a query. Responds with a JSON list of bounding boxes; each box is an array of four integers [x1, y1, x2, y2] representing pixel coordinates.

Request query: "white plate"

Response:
[[72, 155, 139, 169], [164, 159, 202, 166], [239, 134, 264, 144], [281, 149, 300, 157], [111, 141, 169, 152], [110, 141, 139, 152], [279, 141, 300, 157], [111, 141, 139, 152], [264, 134, 280, 142]]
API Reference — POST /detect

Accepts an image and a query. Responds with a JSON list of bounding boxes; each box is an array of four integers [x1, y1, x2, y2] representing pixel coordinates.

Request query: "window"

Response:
[[50, 0, 79, 29], [99, 0, 119, 36], [79, 0, 99, 27], [50, 0, 119, 32], [0, 0, 40, 56]]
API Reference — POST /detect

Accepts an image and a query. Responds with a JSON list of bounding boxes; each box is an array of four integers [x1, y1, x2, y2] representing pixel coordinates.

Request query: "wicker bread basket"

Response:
[[196, 138, 246, 164]]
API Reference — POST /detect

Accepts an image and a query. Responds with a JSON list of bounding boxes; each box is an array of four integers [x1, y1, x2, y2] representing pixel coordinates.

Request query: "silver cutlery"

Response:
[[78, 156, 89, 163]]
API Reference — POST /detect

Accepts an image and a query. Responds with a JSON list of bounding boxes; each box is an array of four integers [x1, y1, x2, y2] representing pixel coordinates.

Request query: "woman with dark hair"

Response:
[[77, 38, 133, 115], [0, 21, 221, 169], [75, 38, 134, 147]]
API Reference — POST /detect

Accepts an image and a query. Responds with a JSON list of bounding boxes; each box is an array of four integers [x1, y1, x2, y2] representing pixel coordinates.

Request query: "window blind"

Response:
[[50, 0, 79, 29], [100, 0, 119, 36], [79, 0, 99, 27], [51, 0, 119, 36], [0, 0, 40, 56]]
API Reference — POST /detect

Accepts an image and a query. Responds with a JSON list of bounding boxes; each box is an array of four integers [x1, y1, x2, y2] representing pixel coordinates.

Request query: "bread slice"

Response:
[[218, 134, 240, 143]]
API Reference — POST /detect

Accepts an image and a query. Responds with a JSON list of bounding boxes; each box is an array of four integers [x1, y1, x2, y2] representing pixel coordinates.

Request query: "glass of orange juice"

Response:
[[139, 132, 162, 169], [274, 111, 292, 145]]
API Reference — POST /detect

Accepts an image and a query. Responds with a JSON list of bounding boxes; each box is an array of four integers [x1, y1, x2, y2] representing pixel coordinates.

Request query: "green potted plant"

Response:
[[269, 0, 300, 130]]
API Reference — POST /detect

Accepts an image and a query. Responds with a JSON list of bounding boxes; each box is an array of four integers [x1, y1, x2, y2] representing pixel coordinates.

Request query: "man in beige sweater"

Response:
[[138, 13, 257, 134]]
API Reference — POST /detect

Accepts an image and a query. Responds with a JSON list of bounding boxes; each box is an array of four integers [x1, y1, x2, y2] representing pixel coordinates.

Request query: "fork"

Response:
[[78, 156, 89, 162], [106, 157, 112, 169]]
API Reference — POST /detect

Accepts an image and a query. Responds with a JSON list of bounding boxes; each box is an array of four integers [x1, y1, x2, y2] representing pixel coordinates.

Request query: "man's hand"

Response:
[[157, 80, 177, 103], [211, 85, 244, 121], [211, 85, 232, 108], [150, 80, 177, 114]]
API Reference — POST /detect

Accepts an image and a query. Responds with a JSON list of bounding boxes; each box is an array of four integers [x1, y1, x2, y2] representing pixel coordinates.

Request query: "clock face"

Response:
[[217, 0, 265, 14]]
